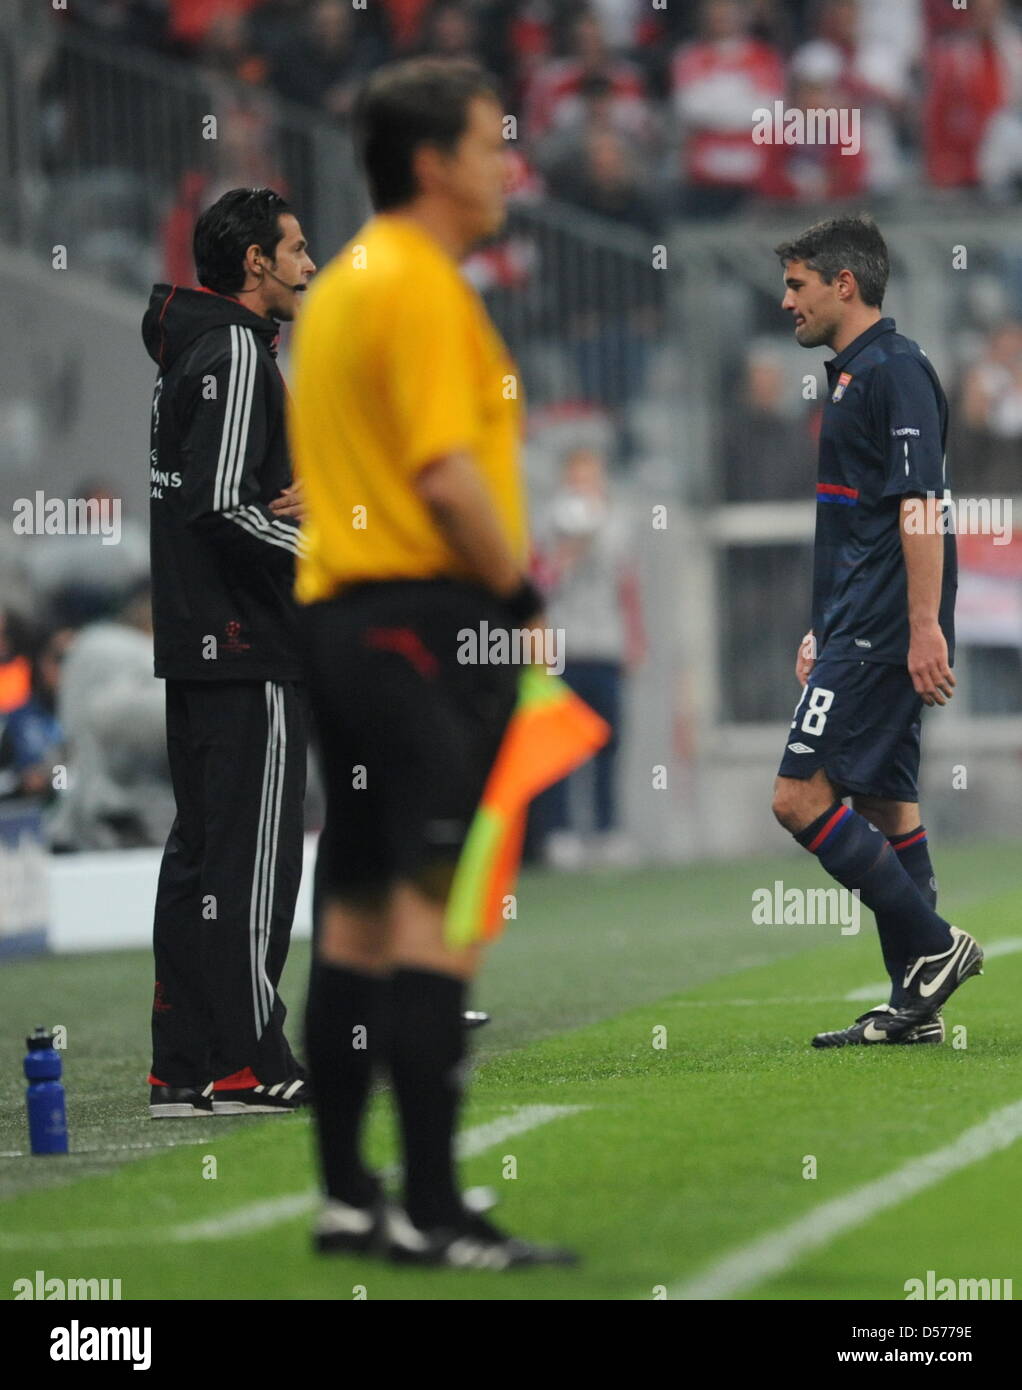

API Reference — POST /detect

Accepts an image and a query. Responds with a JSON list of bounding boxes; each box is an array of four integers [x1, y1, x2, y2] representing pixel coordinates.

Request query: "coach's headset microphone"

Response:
[[247, 258, 307, 295]]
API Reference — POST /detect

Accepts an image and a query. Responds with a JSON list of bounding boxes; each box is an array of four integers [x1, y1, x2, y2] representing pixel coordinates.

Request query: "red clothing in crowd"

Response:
[[671, 37, 785, 189], [525, 57, 647, 138], [168, 0, 260, 48], [757, 125, 868, 203], [924, 26, 1022, 186], [923, 0, 976, 41], [378, 0, 435, 51]]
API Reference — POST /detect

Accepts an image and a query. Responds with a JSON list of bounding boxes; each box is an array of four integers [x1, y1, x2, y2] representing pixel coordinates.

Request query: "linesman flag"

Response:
[[444, 665, 611, 947]]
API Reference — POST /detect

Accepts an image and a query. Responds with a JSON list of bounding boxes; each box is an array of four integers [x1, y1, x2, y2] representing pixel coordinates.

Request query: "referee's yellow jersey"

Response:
[[289, 214, 527, 605]]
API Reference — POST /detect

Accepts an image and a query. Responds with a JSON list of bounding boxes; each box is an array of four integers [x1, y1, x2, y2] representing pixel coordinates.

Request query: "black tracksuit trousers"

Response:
[[151, 679, 308, 1087]]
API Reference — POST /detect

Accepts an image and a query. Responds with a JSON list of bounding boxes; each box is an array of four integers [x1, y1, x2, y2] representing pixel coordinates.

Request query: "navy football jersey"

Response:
[[812, 317, 957, 665]]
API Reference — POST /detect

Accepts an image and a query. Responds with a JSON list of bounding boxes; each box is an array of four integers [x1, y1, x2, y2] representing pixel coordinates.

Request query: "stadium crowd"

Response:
[[50, 0, 1022, 217]]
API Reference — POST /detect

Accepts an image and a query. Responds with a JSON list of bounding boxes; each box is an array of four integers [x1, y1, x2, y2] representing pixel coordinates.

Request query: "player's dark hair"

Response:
[[775, 215, 890, 308], [193, 188, 291, 294], [352, 57, 499, 211]]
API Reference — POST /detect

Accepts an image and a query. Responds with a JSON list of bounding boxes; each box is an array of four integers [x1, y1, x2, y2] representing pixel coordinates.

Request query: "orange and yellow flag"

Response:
[[444, 666, 610, 947]]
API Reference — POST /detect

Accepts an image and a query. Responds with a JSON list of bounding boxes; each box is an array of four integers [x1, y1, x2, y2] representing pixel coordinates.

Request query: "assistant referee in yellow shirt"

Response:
[[289, 57, 574, 1270]]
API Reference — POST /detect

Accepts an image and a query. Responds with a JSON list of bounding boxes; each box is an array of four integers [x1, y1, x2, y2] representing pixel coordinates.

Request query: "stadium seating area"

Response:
[[45, 0, 1022, 224]]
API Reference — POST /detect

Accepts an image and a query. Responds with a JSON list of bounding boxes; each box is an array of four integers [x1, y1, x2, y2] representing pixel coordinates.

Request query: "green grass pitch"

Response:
[[2, 843, 1020, 1301]]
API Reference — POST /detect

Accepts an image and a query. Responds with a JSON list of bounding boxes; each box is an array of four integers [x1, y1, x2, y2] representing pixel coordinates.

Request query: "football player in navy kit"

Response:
[[770, 216, 983, 1048]]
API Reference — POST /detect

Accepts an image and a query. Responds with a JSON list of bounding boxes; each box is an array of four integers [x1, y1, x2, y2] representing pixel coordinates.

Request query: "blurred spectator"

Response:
[[758, 39, 869, 202], [167, 0, 260, 52], [858, 0, 922, 79], [979, 91, 1022, 201], [20, 479, 149, 629], [0, 627, 72, 804], [198, 8, 269, 83], [923, 0, 977, 42], [958, 322, 1022, 492], [0, 609, 34, 719], [534, 446, 644, 869], [721, 348, 817, 501], [537, 66, 660, 178], [787, 0, 905, 195], [249, 0, 311, 62], [475, 0, 560, 103], [420, 1, 479, 60], [924, 0, 1022, 189], [525, 9, 650, 143], [556, 129, 660, 433], [377, 0, 436, 54], [557, 125, 658, 231], [162, 103, 287, 283], [49, 583, 173, 851], [269, 0, 382, 115], [62, 0, 170, 49], [671, 0, 785, 217]]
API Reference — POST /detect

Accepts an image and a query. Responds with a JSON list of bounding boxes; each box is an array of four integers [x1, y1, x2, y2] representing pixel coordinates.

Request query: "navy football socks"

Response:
[[878, 827, 939, 1006], [794, 803, 952, 964]]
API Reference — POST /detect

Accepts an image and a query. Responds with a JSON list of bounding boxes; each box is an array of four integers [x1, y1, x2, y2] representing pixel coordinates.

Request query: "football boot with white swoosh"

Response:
[[812, 1005, 945, 1049], [886, 926, 984, 1035]]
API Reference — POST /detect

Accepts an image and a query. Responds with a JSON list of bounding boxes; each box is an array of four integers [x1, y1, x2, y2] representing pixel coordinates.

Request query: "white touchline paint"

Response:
[[667, 996, 845, 1008], [669, 1096, 1022, 1300], [0, 1136, 214, 1159], [0, 1104, 587, 1254], [845, 935, 1022, 1002]]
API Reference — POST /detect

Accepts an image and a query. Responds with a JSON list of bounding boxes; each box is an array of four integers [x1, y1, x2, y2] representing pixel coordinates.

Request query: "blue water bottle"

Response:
[[24, 1026, 68, 1155]]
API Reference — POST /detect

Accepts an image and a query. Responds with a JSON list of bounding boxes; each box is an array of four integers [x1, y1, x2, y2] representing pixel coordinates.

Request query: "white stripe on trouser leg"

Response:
[[255, 684, 284, 1033], [248, 684, 271, 1035], [250, 683, 281, 1036], [259, 685, 286, 1026]]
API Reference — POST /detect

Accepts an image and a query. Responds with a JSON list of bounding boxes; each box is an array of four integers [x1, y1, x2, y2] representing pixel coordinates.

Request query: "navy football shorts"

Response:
[[777, 656, 924, 802]]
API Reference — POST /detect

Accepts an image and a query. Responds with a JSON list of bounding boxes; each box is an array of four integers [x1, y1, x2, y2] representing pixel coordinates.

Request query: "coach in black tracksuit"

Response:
[[141, 188, 316, 1117]]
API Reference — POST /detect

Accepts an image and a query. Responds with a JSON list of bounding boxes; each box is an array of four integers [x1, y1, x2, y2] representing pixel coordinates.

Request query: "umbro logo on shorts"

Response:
[[787, 742, 815, 754]]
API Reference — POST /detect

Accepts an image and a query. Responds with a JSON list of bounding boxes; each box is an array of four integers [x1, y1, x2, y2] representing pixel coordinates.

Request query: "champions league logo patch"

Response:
[[831, 371, 853, 403]]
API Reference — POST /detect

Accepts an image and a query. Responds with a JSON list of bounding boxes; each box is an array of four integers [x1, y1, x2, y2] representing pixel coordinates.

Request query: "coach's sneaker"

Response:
[[212, 1073, 307, 1114], [811, 1005, 944, 1049], [385, 1188, 578, 1270], [888, 927, 984, 1035], [149, 1081, 214, 1118]]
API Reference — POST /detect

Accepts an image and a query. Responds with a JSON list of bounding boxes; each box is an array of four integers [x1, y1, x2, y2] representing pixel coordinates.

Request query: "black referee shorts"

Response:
[[300, 579, 518, 903]]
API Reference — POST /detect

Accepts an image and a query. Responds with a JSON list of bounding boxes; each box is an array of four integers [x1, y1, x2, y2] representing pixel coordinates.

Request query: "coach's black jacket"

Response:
[[143, 285, 303, 682]]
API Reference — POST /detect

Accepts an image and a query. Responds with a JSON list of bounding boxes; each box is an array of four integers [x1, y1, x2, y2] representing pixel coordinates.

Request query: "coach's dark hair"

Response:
[[352, 58, 499, 211], [193, 188, 291, 294], [775, 215, 890, 308]]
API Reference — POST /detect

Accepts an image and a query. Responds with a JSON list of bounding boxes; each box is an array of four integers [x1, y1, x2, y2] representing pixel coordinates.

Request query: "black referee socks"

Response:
[[386, 967, 468, 1231], [795, 803, 952, 959], [305, 960, 385, 1209]]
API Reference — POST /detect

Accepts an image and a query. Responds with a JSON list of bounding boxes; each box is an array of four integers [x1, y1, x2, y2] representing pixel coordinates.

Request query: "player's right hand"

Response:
[[796, 630, 816, 687], [908, 622, 955, 706]]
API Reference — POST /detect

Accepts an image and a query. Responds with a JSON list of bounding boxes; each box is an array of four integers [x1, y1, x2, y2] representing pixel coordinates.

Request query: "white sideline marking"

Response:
[[669, 1097, 1022, 1300], [0, 1137, 214, 1160], [0, 1104, 586, 1253], [667, 997, 844, 1009], [846, 935, 1022, 1002]]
